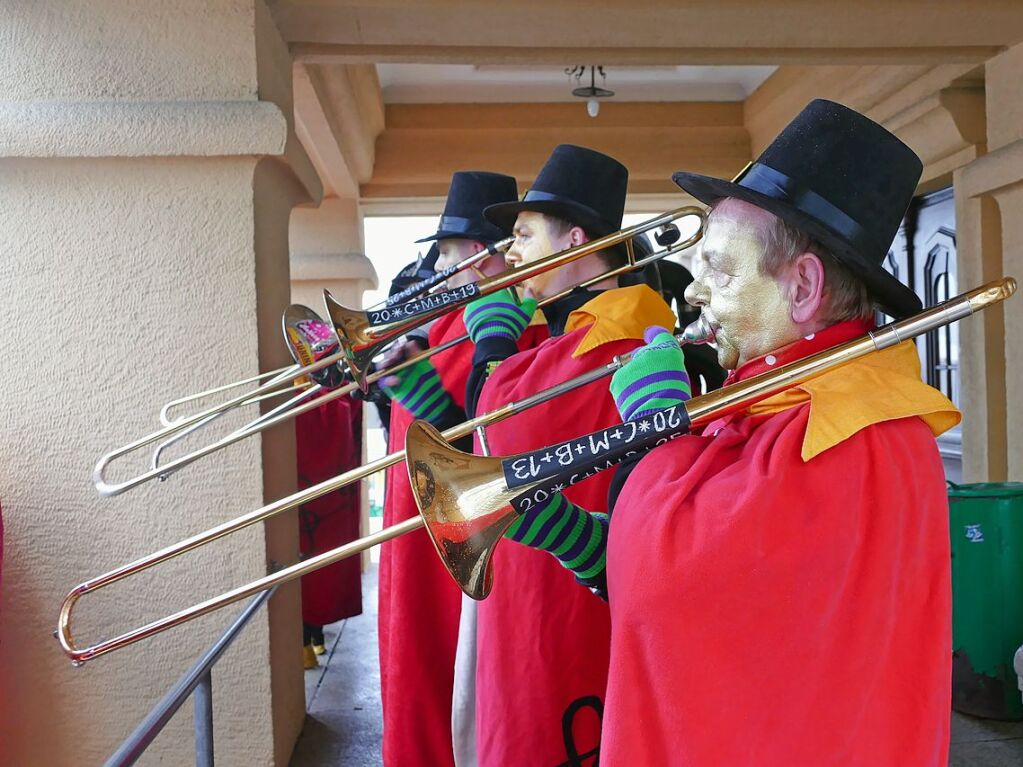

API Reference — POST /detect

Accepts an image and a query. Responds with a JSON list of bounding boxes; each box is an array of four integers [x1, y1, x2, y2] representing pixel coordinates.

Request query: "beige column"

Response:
[[0, 2, 320, 765], [957, 41, 1023, 481], [290, 196, 378, 313]]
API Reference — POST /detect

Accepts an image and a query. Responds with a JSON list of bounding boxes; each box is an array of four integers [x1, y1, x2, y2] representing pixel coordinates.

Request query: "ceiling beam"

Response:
[[293, 44, 1002, 67], [274, 0, 1023, 66], [363, 101, 748, 198]]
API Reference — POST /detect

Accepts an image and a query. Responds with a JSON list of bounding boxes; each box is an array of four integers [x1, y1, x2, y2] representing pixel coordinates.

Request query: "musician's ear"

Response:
[[787, 251, 825, 325]]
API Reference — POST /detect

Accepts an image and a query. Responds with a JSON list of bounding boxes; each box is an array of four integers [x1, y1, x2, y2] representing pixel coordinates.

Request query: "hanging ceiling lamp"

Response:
[[565, 65, 614, 118]]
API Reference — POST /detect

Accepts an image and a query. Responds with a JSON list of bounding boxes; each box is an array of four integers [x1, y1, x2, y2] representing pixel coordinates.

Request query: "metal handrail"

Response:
[[103, 587, 277, 767]]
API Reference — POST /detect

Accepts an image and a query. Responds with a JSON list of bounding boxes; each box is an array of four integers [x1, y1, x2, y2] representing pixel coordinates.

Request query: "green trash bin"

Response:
[[949, 481, 1023, 720]]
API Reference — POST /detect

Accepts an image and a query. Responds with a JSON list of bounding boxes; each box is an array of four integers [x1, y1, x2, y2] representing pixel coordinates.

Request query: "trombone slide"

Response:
[[325, 207, 706, 390], [404, 277, 1017, 599]]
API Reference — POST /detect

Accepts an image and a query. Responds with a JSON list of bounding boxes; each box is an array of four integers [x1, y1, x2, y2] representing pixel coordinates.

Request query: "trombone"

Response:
[[58, 215, 706, 664], [93, 209, 705, 496], [56, 277, 1016, 663], [156, 239, 510, 428], [325, 208, 705, 391]]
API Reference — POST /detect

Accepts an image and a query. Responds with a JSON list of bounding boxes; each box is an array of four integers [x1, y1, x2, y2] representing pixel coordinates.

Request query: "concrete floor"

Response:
[[290, 565, 1023, 766], [291, 567, 383, 767]]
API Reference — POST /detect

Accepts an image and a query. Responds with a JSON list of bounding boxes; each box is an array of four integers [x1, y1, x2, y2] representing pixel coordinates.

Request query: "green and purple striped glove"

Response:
[[463, 288, 538, 344], [504, 493, 608, 585], [380, 358, 455, 424], [610, 326, 692, 422]]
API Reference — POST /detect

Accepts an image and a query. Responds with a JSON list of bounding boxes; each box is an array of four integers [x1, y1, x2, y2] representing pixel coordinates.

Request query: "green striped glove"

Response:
[[380, 358, 455, 424], [463, 288, 538, 344], [610, 326, 692, 421], [504, 493, 608, 585]]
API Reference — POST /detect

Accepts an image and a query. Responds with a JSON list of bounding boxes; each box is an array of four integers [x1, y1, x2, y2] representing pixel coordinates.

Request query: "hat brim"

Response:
[[673, 171, 922, 319], [415, 227, 507, 244], [484, 198, 630, 259], [484, 199, 616, 239]]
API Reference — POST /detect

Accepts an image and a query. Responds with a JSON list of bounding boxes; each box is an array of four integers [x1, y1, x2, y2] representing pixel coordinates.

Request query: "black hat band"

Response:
[[438, 215, 474, 233], [737, 163, 880, 261], [521, 189, 607, 229], [523, 189, 560, 203]]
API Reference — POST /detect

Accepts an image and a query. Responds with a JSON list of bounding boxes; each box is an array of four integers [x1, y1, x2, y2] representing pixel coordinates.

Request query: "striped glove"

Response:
[[380, 358, 455, 424], [610, 325, 692, 422], [463, 288, 538, 344], [504, 494, 608, 585]]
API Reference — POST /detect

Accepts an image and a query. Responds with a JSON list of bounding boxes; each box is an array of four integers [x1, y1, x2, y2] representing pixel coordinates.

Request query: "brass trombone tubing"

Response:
[[383, 237, 512, 307], [93, 344, 350, 496], [61, 277, 1015, 663], [325, 207, 705, 389], [93, 219, 701, 496], [59, 262, 711, 662], [159, 364, 302, 427], [398, 278, 1019, 600], [60, 359, 627, 662], [150, 383, 321, 474], [156, 241, 510, 428]]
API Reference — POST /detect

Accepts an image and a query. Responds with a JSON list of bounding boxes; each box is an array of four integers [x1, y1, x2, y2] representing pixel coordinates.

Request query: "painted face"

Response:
[[435, 238, 503, 288], [504, 211, 577, 299], [683, 200, 797, 370]]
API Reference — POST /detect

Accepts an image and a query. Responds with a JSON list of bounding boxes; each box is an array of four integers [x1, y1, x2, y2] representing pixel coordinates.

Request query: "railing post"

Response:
[[194, 671, 214, 767], [101, 588, 274, 767]]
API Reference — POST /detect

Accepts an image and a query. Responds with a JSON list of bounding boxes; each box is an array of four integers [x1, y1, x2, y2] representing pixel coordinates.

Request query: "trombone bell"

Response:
[[282, 305, 345, 389], [405, 420, 525, 600], [322, 290, 380, 392]]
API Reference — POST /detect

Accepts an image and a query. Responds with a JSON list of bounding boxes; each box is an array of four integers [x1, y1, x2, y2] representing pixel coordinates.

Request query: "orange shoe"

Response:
[[303, 644, 319, 670]]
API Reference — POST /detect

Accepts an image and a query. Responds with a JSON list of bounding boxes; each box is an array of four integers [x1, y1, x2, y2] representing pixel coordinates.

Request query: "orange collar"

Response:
[[714, 320, 961, 461], [564, 284, 677, 358]]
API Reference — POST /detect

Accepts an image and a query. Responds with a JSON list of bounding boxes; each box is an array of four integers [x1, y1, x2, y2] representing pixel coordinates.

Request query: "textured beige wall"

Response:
[[956, 40, 1023, 482], [290, 197, 377, 312], [0, 1, 313, 764], [985, 42, 1023, 153], [0, 157, 279, 765], [955, 185, 1009, 482], [1, 1, 258, 102]]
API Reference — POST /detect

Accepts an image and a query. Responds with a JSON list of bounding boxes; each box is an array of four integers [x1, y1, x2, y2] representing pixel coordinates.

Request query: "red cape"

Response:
[[603, 403, 952, 765], [378, 312, 547, 767], [472, 329, 645, 767], [296, 394, 363, 625]]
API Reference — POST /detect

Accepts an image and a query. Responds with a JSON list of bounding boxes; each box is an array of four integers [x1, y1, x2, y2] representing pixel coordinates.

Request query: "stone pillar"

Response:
[[0, 2, 320, 765], [957, 40, 1023, 482], [290, 197, 378, 313]]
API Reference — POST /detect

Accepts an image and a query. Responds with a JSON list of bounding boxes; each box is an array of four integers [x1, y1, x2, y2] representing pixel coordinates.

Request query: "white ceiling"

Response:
[[375, 64, 777, 104]]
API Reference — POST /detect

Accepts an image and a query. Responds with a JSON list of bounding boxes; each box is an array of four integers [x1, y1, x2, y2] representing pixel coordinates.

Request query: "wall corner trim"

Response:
[[0, 100, 289, 159]]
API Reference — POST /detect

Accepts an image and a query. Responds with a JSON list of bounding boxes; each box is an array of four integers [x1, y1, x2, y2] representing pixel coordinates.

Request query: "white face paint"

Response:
[[683, 200, 798, 370]]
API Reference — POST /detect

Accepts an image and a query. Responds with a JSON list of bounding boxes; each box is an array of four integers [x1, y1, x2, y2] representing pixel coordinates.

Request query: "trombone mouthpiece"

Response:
[[680, 313, 716, 345], [967, 276, 1017, 313]]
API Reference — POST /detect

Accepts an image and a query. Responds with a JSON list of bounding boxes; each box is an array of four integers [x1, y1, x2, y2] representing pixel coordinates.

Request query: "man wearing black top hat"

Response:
[[456, 144, 677, 766], [377, 171, 548, 767], [505, 101, 962, 764]]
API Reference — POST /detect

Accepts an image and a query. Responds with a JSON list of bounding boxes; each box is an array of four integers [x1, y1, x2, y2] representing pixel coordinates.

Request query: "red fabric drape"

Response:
[[378, 313, 547, 767], [297, 393, 364, 626], [603, 405, 952, 766], [471, 328, 645, 767]]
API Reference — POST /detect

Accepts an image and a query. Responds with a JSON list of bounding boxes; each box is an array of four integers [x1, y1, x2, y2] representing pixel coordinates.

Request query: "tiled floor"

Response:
[[290, 566, 1023, 766]]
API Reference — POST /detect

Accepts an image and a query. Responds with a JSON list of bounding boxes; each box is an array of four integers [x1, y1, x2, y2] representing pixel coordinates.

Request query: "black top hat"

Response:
[[417, 171, 519, 244], [673, 99, 923, 318], [484, 145, 629, 239], [389, 243, 439, 299]]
